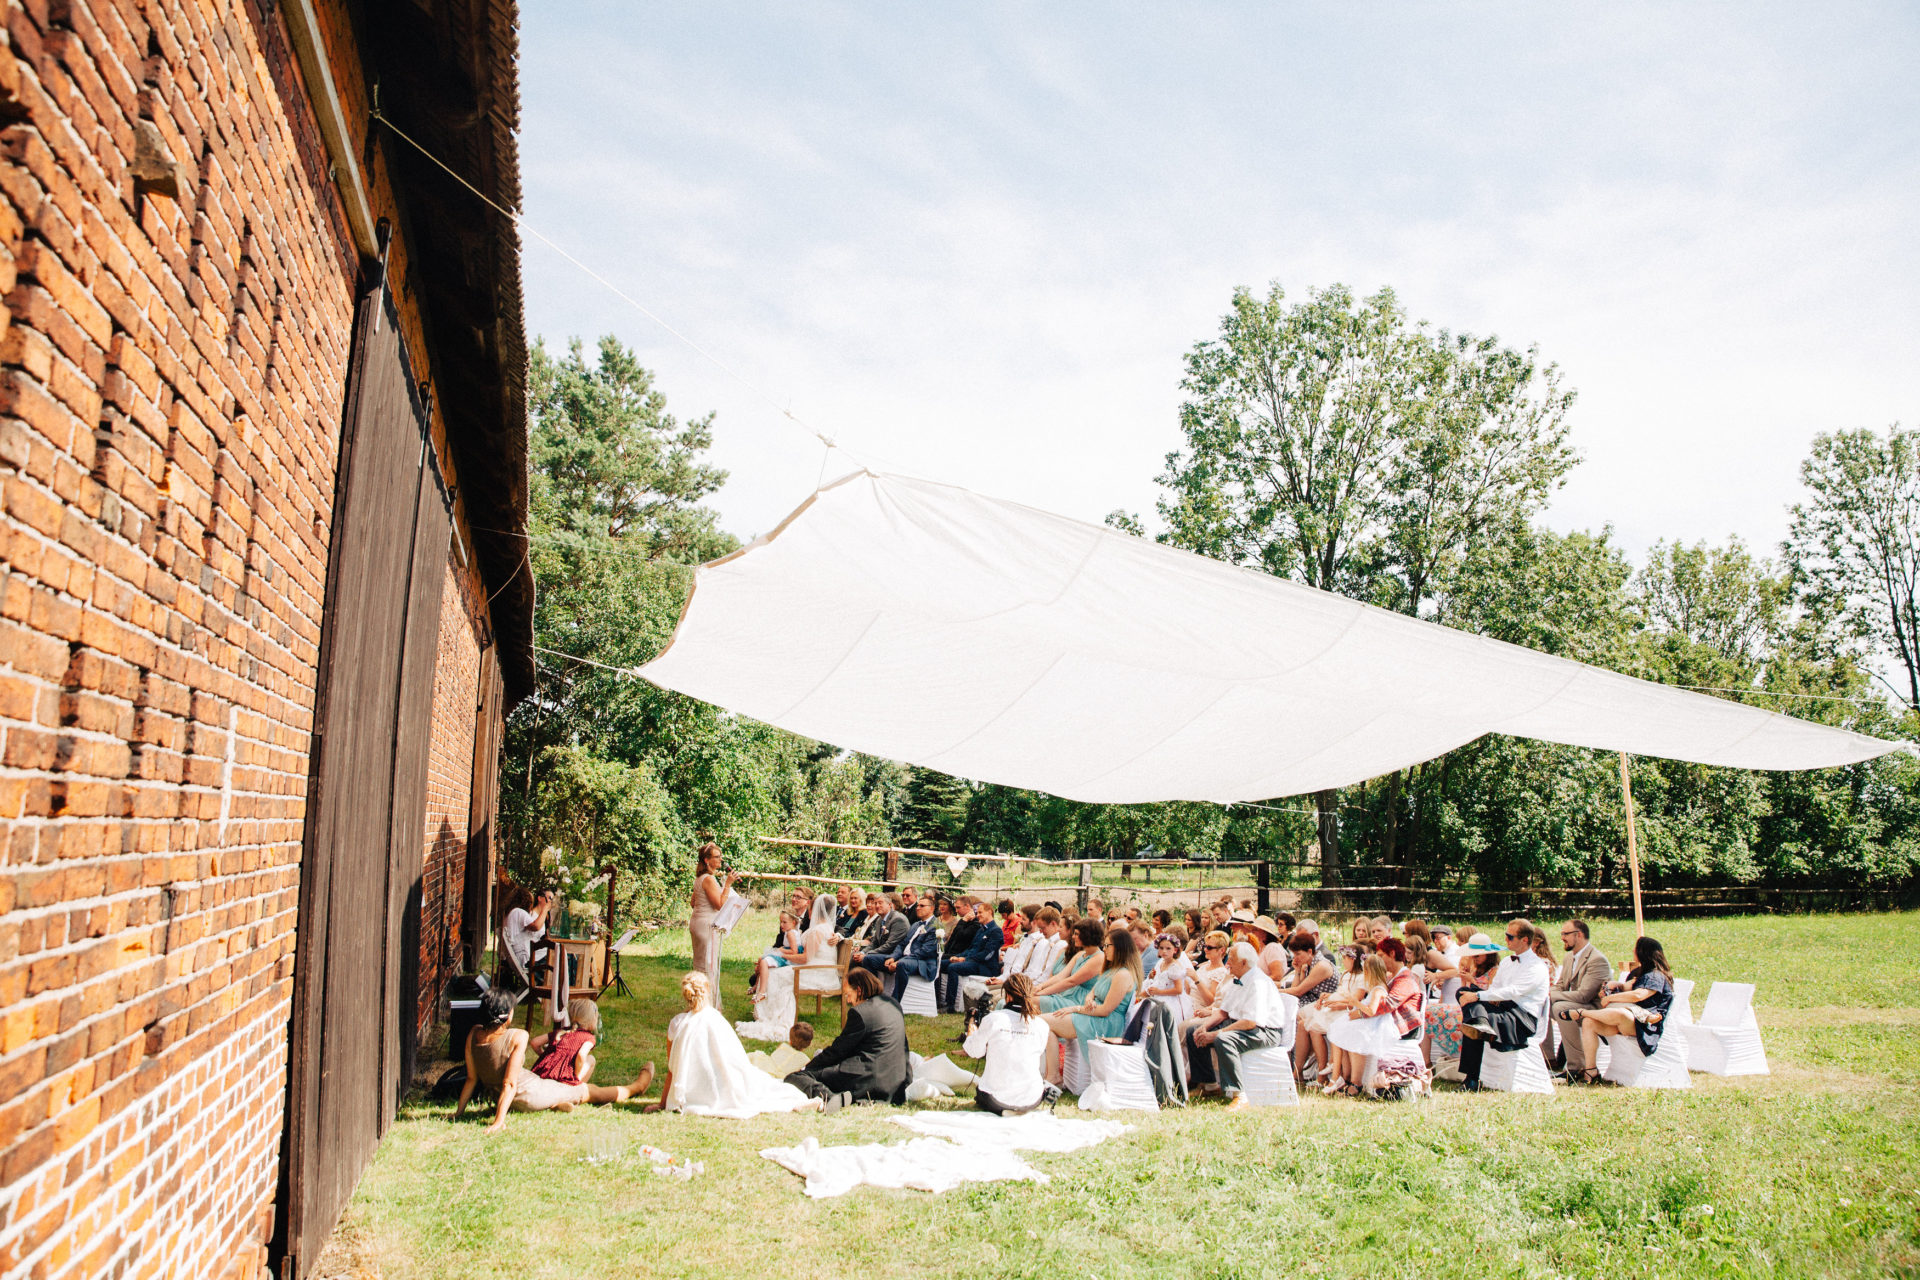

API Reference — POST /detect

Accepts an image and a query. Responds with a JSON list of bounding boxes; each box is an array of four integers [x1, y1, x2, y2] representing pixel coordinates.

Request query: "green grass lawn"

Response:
[[323, 911, 1920, 1280]]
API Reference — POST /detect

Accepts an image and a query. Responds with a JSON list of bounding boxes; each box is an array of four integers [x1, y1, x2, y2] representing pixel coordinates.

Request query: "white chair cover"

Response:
[[1084, 1041, 1159, 1112], [1362, 989, 1428, 1097], [1237, 1047, 1300, 1107], [1479, 990, 1555, 1095], [1682, 981, 1769, 1076], [1061, 1038, 1090, 1094], [901, 976, 939, 1016]]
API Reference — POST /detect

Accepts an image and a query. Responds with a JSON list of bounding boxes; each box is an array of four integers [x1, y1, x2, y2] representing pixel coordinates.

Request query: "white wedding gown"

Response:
[[736, 925, 835, 1043], [666, 1006, 810, 1119]]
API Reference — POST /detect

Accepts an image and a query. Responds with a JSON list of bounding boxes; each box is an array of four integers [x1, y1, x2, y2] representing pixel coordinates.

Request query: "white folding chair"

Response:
[[1479, 989, 1555, 1095], [901, 975, 939, 1016], [1085, 1040, 1159, 1111], [1683, 981, 1768, 1076], [1236, 993, 1300, 1108]]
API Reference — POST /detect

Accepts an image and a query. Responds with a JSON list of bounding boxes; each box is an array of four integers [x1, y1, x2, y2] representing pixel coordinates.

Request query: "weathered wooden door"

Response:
[[273, 288, 451, 1278]]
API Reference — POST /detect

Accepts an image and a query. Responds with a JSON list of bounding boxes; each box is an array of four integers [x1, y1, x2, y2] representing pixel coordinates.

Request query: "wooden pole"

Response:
[[1619, 751, 1644, 938]]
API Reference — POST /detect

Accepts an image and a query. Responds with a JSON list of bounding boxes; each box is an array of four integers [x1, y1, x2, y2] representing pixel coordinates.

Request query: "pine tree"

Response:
[[897, 767, 971, 851]]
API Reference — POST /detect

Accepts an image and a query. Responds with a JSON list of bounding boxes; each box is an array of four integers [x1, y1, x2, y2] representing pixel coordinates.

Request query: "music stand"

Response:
[[607, 927, 638, 998]]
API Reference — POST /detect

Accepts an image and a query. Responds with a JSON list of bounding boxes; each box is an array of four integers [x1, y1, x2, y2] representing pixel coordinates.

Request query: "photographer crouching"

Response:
[[962, 974, 1060, 1115]]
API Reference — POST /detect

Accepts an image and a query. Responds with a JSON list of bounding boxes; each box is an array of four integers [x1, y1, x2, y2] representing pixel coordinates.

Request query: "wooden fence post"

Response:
[[883, 848, 900, 894], [1077, 862, 1092, 912], [1256, 860, 1270, 916]]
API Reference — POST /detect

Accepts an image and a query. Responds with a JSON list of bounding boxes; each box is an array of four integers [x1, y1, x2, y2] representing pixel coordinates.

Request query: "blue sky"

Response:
[[517, 2, 1919, 564]]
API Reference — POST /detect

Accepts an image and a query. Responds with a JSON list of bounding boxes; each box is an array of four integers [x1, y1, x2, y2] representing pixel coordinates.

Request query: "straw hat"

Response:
[[1247, 915, 1282, 942]]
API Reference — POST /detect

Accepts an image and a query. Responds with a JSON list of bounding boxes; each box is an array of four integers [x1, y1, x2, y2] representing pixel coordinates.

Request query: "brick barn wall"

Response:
[[0, 2, 502, 1278], [417, 544, 484, 1042]]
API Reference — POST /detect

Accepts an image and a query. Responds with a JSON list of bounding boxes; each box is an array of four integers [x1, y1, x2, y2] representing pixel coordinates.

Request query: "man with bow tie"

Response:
[[1185, 941, 1292, 1110]]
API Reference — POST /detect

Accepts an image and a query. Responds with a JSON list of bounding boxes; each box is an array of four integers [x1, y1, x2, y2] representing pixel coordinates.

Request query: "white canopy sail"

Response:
[[639, 471, 1901, 803]]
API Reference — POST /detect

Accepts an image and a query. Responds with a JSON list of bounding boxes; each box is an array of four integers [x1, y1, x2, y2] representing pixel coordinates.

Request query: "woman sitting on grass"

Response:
[[650, 971, 815, 1118], [1569, 935, 1676, 1083], [455, 991, 654, 1134]]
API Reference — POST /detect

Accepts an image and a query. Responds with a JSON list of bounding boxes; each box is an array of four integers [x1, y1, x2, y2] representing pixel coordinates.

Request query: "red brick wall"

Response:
[[0, 2, 502, 1277], [417, 541, 484, 1039]]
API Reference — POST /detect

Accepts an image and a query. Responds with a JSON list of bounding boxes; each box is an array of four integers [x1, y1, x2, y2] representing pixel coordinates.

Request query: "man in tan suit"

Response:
[[1548, 919, 1611, 1074]]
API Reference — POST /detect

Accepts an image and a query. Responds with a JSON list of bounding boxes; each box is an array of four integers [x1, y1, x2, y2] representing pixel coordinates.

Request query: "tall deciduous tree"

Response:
[[1157, 283, 1577, 882], [1785, 425, 1920, 711]]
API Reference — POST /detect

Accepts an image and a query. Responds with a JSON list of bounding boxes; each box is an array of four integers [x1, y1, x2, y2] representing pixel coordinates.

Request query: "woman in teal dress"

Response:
[[1046, 929, 1142, 1045], [1036, 919, 1107, 1013]]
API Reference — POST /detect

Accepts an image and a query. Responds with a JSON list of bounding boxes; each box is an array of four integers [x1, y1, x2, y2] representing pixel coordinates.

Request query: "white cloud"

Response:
[[516, 1, 1920, 556]]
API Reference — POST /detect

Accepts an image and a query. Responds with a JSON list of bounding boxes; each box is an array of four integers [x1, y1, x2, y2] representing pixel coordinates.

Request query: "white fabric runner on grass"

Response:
[[761, 1112, 1133, 1199], [640, 472, 1901, 801]]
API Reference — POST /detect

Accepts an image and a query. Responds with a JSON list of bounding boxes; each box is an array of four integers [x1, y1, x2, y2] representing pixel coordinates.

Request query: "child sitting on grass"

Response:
[[747, 1019, 815, 1078]]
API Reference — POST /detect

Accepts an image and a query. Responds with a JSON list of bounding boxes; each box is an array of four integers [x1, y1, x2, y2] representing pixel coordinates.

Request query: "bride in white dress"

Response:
[[646, 970, 813, 1118], [736, 892, 838, 1042]]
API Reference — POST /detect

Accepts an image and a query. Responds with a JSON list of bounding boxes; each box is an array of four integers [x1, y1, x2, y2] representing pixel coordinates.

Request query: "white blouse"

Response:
[[963, 1008, 1051, 1108]]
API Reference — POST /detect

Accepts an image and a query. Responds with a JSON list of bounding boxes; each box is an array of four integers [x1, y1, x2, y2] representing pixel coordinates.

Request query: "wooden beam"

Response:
[[1619, 752, 1645, 938]]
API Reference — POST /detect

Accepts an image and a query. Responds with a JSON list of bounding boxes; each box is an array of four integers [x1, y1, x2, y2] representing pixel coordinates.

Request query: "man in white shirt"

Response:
[[1188, 941, 1292, 1111], [1456, 919, 1550, 1090]]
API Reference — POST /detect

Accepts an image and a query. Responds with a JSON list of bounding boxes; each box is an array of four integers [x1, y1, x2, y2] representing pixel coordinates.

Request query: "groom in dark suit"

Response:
[[785, 967, 909, 1108]]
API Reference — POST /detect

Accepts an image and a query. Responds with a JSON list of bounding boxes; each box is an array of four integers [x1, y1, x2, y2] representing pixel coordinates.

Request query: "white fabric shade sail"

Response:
[[638, 471, 1902, 804]]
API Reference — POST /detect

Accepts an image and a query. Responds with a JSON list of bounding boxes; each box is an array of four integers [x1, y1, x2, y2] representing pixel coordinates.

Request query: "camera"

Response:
[[965, 990, 994, 1030]]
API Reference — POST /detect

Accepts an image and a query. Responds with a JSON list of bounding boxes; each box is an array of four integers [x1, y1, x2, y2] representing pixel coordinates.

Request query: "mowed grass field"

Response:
[[321, 911, 1920, 1280]]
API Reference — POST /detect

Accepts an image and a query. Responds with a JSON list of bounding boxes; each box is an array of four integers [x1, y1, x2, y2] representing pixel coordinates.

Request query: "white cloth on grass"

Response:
[[761, 1135, 1046, 1199], [760, 1111, 1132, 1199], [639, 471, 1901, 802], [889, 1111, 1133, 1151], [665, 1006, 809, 1119]]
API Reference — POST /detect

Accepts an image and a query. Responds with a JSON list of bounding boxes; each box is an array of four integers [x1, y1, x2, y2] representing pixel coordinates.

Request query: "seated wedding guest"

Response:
[[1300, 945, 1365, 1084], [1568, 935, 1674, 1083], [899, 885, 920, 917], [833, 884, 868, 938], [860, 894, 940, 999], [646, 972, 813, 1118], [1041, 929, 1140, 1076], [1188, 941, 1291, 1110], [740, 894, 840, 1040], [1151, 909, 1174, 932], [1295, 918, 1335, 965], [1282, 933, 1339, 1081], [747, 1020, 816, 1078], [1428, 942, 1493, 1073], [1549, 919, 1610, 1075], [1245, 916, 1288, 983], [783, 967, 909, 1109], [1083, 899, 1107, 928], [1121, 905, 1143, 927], [993, 907, 1066, 985], [1402, 917, 1433, 953], [849, 891, 906, 959], [1274, 912, 1297, 938], [941, 899, 1005, 1008], [997, 899, 1023, 948], [1455, 920, 1550, 1090], [1127, 919, 1156, 959], [1183, 910, 1208, 958], [963, 974, 1061, 1114], [1324, 937, 1422, 1097], [1140, 931, 1195, 1024], [940, 894, 979, 973], [1037, 919, 1108, 1010], [751, 908, 803, 998], [457, 991, 654, 1134]]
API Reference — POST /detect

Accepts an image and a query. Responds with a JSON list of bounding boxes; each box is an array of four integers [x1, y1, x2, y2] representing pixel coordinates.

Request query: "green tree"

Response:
[[897, 766, 970, 851], [1157, 283, 1576, 882], [1785, 425, 1920, 710]]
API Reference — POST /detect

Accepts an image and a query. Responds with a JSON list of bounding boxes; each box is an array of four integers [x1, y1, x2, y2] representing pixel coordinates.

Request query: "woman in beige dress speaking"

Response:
[[689, 842, 738, 1012]]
